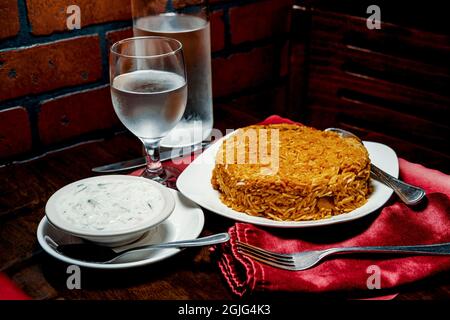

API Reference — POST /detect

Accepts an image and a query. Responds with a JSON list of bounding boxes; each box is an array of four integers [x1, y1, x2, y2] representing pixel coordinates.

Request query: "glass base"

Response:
[[140, 165, 180, 189]]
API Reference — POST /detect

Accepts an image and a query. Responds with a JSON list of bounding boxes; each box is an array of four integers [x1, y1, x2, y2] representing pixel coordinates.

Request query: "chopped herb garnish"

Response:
[[87, 199, 99, 207], [75, 185, 87, 193]]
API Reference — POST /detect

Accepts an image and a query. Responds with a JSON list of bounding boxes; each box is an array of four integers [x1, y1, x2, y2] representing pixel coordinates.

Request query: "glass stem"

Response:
[[142, 139, 165, 179]]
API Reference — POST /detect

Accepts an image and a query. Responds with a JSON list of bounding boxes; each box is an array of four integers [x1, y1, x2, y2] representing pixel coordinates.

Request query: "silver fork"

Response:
[[236, 241, 450, 271]]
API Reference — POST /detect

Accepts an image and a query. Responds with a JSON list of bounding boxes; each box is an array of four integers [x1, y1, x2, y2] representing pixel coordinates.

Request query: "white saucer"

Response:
[[37, 189, 204, 269]]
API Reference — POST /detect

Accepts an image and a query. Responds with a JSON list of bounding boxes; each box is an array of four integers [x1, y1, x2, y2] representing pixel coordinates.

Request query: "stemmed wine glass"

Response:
[[109, 37, 187, 187]]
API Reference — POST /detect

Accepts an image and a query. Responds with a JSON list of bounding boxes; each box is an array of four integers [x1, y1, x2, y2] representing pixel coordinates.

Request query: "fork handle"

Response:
[[330, 242, 450, 255], [370, 164, 426, 205], [117, 233, 230, 255]]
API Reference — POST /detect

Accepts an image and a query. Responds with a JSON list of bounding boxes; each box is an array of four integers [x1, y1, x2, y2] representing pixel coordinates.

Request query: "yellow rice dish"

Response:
[[211, 123, 371, 221]]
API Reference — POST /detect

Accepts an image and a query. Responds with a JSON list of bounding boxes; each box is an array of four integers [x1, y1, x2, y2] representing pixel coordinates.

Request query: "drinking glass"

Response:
[[110, 36, 187, 187], [131, 0, 213, 148]]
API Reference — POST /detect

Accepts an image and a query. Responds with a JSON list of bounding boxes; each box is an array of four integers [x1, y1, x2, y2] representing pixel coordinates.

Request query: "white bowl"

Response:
[[45, 175, 175, 247]]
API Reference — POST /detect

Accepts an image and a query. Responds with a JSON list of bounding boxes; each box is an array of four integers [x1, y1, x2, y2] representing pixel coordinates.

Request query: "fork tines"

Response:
[[236, 241, 297, 271]]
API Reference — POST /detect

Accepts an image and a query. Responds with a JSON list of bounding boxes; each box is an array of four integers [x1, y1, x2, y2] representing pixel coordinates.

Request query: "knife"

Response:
[[92, 142, 210, 173]]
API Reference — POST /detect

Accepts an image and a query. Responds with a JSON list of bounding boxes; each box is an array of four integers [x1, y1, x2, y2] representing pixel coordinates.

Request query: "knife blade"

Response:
[[92, 142, 210, 173]]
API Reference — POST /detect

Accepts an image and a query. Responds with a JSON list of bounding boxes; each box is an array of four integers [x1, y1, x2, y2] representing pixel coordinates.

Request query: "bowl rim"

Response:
[[45, 175, 175, 238]]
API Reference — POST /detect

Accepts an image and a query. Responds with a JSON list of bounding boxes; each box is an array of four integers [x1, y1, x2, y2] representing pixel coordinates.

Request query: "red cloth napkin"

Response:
[[0, 273, 29, 300], [213, 115, 450, 297]]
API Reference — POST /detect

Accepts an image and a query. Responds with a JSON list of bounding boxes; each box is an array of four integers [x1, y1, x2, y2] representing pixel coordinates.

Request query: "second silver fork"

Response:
[[236, 241, 450, 271]]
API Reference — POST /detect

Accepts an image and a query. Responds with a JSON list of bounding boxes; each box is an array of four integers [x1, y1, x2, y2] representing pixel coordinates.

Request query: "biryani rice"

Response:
[[211, 123, 371, 221]]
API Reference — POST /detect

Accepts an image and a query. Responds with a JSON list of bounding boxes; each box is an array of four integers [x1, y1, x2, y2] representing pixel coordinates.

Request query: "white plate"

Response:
[[37, 189, 204, 269], [177, 133, 398, 228]]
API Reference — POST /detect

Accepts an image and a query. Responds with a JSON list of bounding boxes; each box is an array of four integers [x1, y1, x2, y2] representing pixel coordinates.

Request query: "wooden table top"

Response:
[[1, 116, 449, 300]]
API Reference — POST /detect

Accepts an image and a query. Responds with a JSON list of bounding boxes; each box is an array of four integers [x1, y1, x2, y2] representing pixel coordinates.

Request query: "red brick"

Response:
[[0, 0, 20, 39], [38, 86, 121, 146], [0, 35, 102, 102], [211, 10, 225, 52], [106, 27, 133, 49], [0, 107, 32, 159], [26, 0, 131, 35], [229, 0, 293, 45], [212, 45, 275, 97]]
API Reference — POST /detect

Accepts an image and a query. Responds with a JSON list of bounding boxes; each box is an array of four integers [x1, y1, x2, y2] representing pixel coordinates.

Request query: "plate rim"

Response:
[[45, 175, 176, 238], [37, 189, 205, 269], [177, 139, 398, 228]]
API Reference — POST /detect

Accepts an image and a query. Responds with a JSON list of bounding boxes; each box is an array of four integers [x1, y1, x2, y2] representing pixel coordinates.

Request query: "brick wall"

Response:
[[0, 0, 293, 163]]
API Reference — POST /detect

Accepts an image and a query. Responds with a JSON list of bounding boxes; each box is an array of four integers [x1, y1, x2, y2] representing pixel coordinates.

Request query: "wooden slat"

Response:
[[310, 10, 450, 67], [309, 44, 450, 98], [308, 66, 450, 122], [307, 13, 450, 112], [306, 97, 449, 146], [309, 74, 450, 141], [302, 0, 449, 35], [291, 8, 450, 158]]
